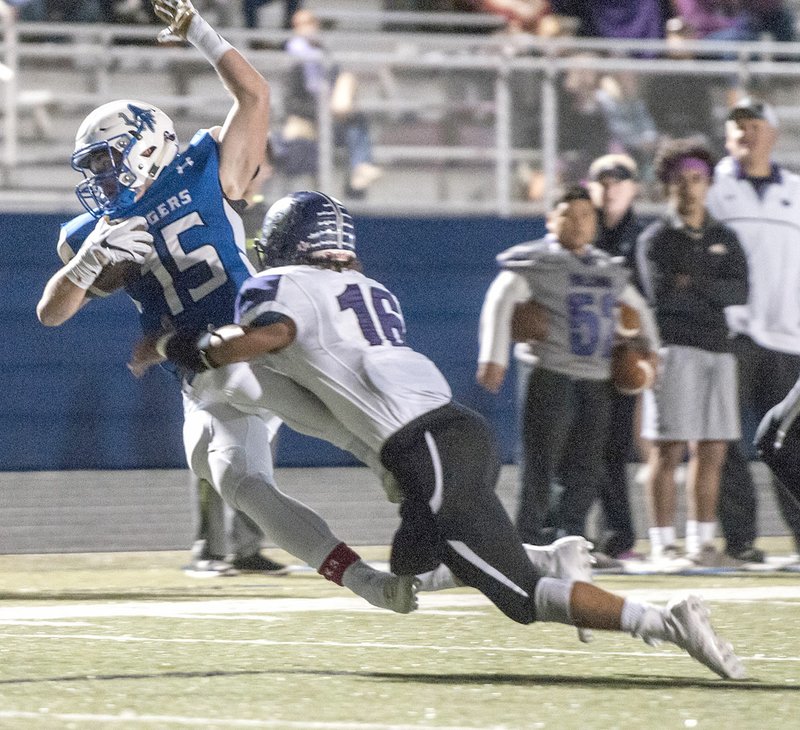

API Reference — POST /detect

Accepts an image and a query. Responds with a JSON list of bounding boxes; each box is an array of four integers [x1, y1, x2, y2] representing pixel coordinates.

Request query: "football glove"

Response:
[[152, 0, 197, 41], [65, 216, 153, 289]]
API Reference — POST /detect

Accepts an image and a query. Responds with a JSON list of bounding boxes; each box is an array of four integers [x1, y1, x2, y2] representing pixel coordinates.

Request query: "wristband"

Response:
[[63, 246, 103, 289], [186, 14, 233, 65]]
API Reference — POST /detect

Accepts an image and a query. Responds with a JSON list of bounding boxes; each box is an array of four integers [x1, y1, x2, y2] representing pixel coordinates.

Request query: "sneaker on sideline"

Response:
[[648, 544, 694, 573], [231, 553, 290, 575], [687, 544, 746, 570], [182, 557, 239, 577]]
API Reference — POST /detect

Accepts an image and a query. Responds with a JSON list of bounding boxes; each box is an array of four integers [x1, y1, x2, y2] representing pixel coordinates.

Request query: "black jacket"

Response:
[[636, 213, 749, 352]]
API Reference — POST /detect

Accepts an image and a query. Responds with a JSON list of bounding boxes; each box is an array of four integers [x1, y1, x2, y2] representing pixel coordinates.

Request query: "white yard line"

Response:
[[0, 712, 497, 730], [0, 630, 796, 665], [1, 584, 800, 623]]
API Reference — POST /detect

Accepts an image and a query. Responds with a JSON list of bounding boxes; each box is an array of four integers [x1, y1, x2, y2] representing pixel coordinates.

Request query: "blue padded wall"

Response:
[[6, 213, 546, 470]]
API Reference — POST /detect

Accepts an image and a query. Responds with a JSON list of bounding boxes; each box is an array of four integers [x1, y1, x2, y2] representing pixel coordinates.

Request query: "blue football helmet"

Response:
[[71, 99, 179, 219], [254, 191, 356, 269]]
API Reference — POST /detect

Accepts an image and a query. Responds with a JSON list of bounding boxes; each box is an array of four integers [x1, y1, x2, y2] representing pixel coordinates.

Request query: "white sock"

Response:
[[685, 519, 699, 555], [698, 521, 716, 548], [621, 598, 668, 644], [649, 526, 676, 558], [533, 576, 574, 624], [416, 564, 460, 592]]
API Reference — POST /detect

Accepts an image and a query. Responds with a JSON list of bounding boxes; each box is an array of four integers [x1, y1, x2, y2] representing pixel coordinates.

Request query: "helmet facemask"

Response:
[[72, 101, 178, 219]]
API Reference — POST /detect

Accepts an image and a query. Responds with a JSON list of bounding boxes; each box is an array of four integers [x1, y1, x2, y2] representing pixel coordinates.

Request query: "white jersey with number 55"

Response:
[[235, 265, 452, 453]]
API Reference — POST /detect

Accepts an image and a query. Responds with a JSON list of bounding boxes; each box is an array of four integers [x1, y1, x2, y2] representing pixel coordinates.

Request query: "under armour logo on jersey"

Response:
[[176, 157, 194, 175], [782, 199, 792, 206]]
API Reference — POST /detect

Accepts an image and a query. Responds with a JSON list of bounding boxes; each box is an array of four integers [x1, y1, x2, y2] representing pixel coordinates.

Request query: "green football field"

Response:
[[1, 542, 799, 730]]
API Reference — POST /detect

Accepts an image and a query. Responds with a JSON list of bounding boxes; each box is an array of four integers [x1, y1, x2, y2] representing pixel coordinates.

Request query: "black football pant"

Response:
[[382, 402, 542, 625], [517, 367, 612, 545]]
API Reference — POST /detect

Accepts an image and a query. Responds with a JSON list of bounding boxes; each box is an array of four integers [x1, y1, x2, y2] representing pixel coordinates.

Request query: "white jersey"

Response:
[[479, 238, 649, 380], [235, 265, 452, 454], [707, 157, 800, 354]]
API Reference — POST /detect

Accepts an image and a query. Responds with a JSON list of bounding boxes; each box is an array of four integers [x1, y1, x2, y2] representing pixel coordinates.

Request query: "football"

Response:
[[510, 299, 549, 342], [91, 260, 140, 294], [610, 344, 657, 395], [616, 302, 641, 338]]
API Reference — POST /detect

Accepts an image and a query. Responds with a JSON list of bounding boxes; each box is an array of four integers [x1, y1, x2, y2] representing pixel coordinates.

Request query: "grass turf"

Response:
[[0, 543, 798, 729]]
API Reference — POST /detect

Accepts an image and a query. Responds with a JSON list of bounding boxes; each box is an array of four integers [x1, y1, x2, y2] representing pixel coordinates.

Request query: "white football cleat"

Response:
[[663, 595, 747, 679], [358, 572, 419, 614], [525, 536, 595, 643]]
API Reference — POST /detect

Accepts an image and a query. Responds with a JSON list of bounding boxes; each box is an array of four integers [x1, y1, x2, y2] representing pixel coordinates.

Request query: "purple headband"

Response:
[[670, 156, 712, 180]]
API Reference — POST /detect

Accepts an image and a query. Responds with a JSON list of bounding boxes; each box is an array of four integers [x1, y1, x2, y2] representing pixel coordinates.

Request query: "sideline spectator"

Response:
[[595, 71, 659, 183], [706, 98, 800, 565], [477, 186, 657, 545], [281, 8, 383, 196], [672, 0, 795, 43], [243, 0, 300, 29], [644, 17, 723, 155], [538, 54, 611, 195], [581, 154, 648, 559], [549, 0, 668, 40], [469, 0, 552, 33], [637, 139, 749, 567]]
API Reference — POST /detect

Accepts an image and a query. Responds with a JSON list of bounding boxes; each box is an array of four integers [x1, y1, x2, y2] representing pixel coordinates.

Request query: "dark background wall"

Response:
[[5, 212, 547, 471]]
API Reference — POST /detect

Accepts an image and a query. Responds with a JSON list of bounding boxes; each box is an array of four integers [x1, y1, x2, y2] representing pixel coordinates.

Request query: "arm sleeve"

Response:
[[478, 270, 531, 368]]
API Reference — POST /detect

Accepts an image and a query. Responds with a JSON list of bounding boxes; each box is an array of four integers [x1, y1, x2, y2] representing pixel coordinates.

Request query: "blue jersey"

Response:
[[58, 130, 256, 336]]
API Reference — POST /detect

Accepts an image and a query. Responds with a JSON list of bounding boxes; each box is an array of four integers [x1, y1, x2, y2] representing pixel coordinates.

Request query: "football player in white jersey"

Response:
[[477, 186, 658, 548], [152, 190, 746, 679], [35, 0, 418, 613]]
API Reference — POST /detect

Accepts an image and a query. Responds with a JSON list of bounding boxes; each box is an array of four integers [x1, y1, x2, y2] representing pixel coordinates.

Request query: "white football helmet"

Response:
[[72, 99, 179, 218]]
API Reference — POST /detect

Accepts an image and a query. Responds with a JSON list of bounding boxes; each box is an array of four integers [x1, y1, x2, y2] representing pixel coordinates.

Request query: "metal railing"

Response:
[[4, 15, 800, 214]]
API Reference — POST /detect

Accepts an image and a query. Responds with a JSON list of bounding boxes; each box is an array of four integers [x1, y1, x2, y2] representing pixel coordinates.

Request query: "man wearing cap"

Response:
[[574, 154, 648, 560], [706, 98, 800, 566]]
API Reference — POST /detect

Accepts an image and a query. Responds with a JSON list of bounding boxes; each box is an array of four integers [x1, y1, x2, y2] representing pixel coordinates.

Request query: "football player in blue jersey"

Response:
[[35, 0, 418, 614], [149, 189, 746, 680]]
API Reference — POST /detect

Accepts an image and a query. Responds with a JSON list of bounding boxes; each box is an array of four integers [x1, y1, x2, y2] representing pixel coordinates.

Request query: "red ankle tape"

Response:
[[318, 542, 360, 586]]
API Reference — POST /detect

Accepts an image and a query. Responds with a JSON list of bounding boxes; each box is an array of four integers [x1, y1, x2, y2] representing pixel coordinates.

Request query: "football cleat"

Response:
[[663, 595, 747, 679], [359, 573, 419, 615]]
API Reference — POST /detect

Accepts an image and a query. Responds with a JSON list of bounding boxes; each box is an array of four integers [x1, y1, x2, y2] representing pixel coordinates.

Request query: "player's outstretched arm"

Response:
[[37, 216, 153, 327], [152, 0, 270, 201]]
